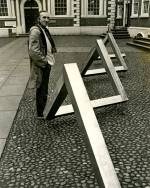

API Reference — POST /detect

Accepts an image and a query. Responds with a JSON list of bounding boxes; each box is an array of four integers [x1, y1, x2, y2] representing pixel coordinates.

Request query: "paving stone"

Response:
[[0, 111, 16, 138]]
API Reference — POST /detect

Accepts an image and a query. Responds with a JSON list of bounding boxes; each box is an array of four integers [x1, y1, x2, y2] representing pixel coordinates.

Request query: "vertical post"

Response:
[[114, 0, 118, 29], [11, 0, 15, 17], [47, 0, 51, 13], [123, 0, 126, 27], [43, 0, 46, 10], [15, 0, 22, 34]]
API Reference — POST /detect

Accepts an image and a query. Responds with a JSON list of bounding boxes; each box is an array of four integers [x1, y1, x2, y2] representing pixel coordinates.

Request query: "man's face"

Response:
[[39, 12, 50, 27]]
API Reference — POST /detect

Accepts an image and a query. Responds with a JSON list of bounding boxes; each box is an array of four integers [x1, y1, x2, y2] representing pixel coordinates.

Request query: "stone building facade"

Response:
[[0, 0, 150, 37]]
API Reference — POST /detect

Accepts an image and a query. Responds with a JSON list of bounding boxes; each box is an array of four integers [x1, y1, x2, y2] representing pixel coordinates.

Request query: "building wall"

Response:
[[130, 18, 150, 27], [128, 0, 150, 37], [2, 0, 150, 37], [0, 0, 110, 37], [80, 18, 107, 26]]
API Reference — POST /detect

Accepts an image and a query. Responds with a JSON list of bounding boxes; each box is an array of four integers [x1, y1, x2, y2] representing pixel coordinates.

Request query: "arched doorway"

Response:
[[24, 0, 39, 33]]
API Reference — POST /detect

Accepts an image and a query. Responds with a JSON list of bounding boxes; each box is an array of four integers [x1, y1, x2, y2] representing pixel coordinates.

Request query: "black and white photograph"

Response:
[[0, 0, 150, 187]]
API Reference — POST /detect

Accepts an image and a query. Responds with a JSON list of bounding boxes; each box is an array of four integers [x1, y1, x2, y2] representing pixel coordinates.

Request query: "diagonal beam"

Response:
[[43, 74, 67, 119], [81, 35, 109, 76], [63, 63, 121, 188], [103, 33, 108, 45], [108, 33, 128, 70], [96, 39, 128, 101], [81, 47, 99, 76]]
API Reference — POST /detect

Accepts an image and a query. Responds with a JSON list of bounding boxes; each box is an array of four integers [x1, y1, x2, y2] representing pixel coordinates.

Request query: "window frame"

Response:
[[131, 0, 139, 18], [0, 0, 11, 18], [51, 0, 72, 17], [140, 0, 150, 17], [81, 0, 106, 18]]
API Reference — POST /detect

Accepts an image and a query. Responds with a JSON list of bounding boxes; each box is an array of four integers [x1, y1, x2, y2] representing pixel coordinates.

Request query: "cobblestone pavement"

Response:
[[0, 36, 150, 188]]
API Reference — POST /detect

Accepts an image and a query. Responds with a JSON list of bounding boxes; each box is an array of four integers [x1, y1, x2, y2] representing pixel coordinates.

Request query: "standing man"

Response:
[[28, 11, 57, 119]]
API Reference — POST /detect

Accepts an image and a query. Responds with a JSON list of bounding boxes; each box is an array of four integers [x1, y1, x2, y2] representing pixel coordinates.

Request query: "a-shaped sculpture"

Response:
[[44, 38, 128, 118], [82, 32, 128, 77], [44, 63, 121, 187]]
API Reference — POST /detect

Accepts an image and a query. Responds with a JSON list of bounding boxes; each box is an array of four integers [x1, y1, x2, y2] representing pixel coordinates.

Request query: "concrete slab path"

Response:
[[0, 38, 30, 157]]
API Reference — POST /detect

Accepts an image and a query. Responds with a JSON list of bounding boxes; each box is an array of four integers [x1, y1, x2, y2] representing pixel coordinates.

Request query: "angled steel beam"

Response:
[[96, 39, 128, 101], [81, 35, 109, 76], [81, 47, 99, 76], [108, 33, 128, 70], [43, 74, 67, 120], [63, 63, 121, 188], [103, 33, 108, 45]]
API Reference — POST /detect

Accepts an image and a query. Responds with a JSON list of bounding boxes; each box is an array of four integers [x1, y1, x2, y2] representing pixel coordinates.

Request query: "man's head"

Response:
[[38, 11, 50, 27]]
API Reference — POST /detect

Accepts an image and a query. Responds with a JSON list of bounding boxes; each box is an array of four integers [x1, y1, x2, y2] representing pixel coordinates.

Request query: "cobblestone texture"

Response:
[[0, 37, 150, 187]]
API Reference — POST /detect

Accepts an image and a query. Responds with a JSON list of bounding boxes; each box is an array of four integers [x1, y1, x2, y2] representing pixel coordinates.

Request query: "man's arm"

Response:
[[29, 27, 48, 68]]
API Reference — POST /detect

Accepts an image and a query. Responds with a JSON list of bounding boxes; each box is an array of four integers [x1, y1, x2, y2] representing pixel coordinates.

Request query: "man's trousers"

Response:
[[36, 64, 51, 117]]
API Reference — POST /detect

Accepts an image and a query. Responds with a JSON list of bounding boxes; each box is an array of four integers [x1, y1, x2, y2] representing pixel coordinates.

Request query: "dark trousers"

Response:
[[36, 65, 51, 116]]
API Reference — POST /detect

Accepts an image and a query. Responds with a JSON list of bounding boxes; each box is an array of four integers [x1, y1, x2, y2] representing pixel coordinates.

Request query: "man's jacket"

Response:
[[28, 24, 56, 89]]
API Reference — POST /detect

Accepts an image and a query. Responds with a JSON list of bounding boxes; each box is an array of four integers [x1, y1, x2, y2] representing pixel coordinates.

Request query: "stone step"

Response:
[[133, 39, 150, 46], [99, 33, 130, 39], [138, 37, 150, 42], [127, 42, 150, 50]]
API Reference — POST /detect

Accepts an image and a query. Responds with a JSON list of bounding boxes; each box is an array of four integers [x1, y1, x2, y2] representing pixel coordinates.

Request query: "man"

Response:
[[28, 11, 57, 119]]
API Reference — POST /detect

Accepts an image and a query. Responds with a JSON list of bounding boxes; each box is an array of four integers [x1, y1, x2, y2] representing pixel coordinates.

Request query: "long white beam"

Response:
[[63, 63, 121, 188], [56, 95, 126, 117], [98, 53, 126, 60], [85, 65, 125, 76]]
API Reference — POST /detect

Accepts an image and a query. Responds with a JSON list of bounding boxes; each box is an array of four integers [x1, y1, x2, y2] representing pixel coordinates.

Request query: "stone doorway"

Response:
[[24, 0, 39, 33]]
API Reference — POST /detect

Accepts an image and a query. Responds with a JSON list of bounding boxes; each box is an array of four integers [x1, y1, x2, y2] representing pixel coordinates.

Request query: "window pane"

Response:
[[88, 0, 99, 15], [0, 0, 8, 16], [55, 0, 67, 15]]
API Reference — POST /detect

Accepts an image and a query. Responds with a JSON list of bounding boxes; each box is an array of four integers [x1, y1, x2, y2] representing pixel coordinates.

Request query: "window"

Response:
[[134, 1, 139, 14], [51, 0, 71, 16], [0, 0, 8, 16], [143, 0, 149, 13], [88, 0, 99, 15], [131, 0, 139, 17], [81, 0, 106, 17], [141, 0, 150, 16], [55, 0, 67, 15]]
